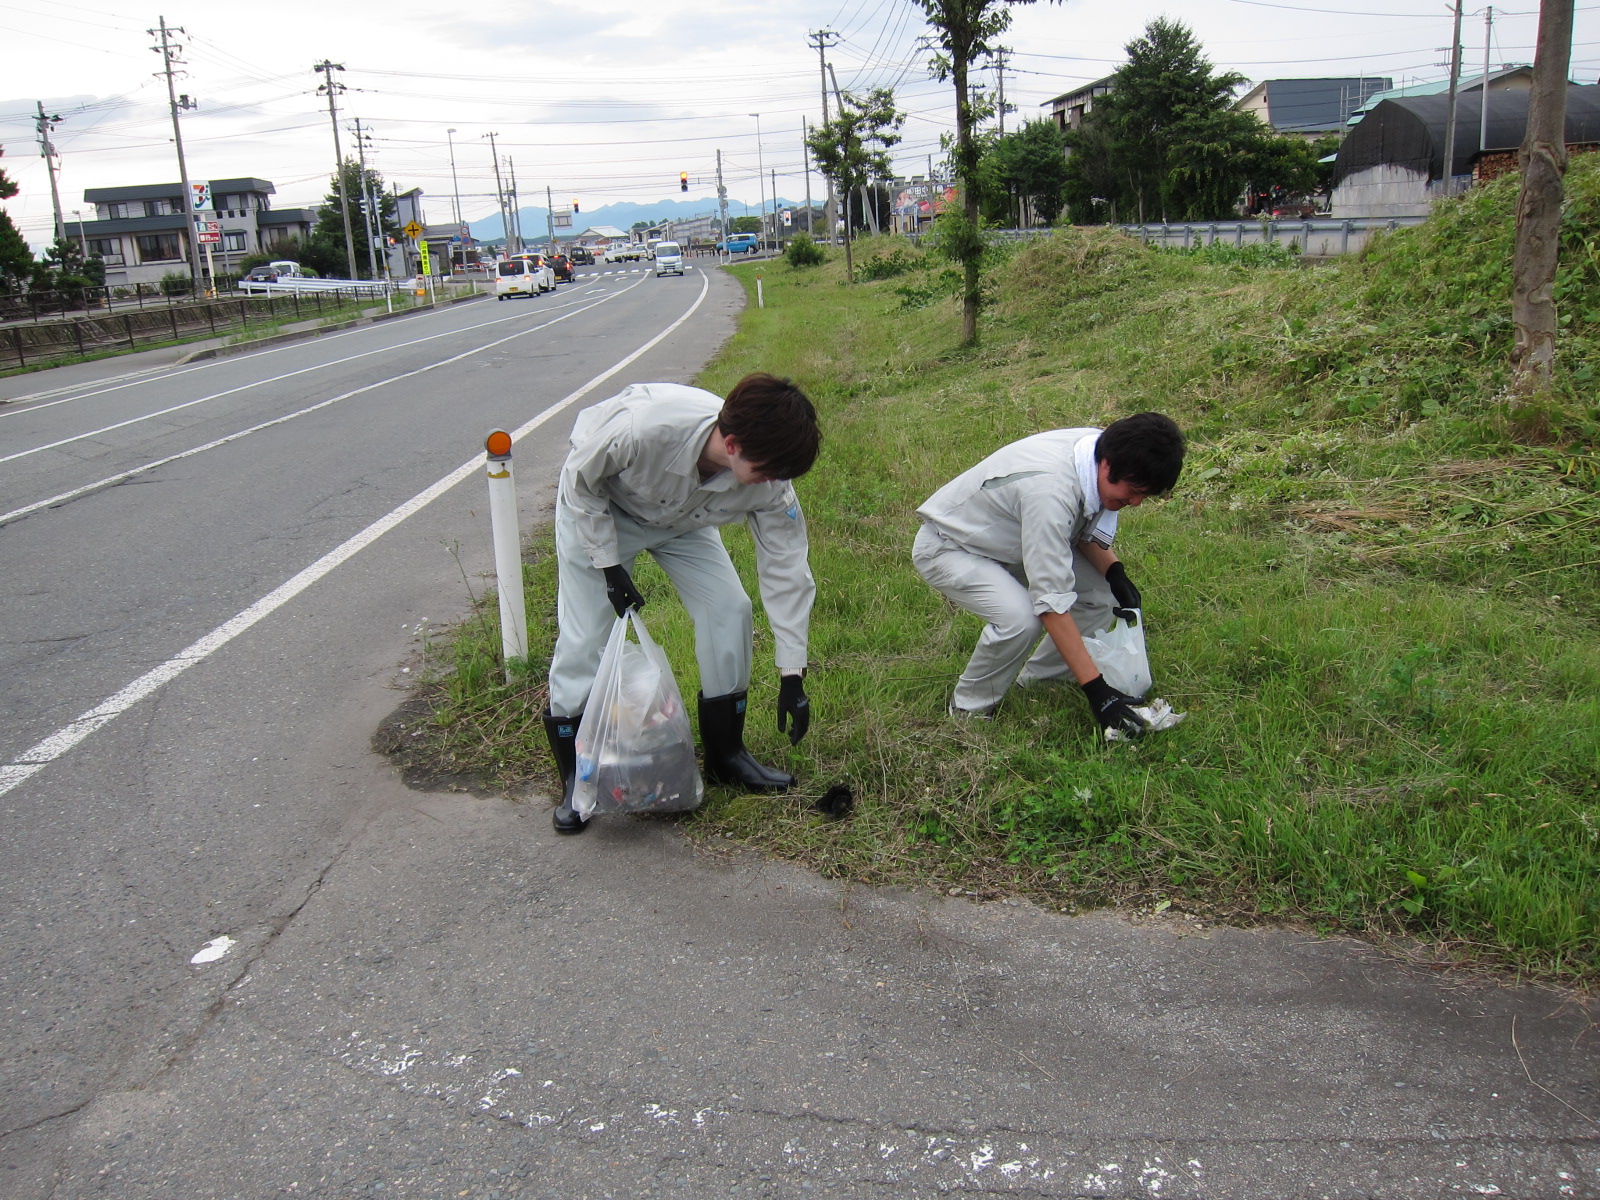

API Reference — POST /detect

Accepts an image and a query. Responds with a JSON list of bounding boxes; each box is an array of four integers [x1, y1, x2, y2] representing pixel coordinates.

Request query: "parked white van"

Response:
[[653, 241, 685, 277]]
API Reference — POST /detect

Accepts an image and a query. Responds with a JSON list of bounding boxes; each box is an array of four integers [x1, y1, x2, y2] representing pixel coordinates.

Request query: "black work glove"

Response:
[[1081, 675, 1149, 738], [602, 564, 645, 619], [777, 674, 811, 745], [1103, 561, 1141, 621]]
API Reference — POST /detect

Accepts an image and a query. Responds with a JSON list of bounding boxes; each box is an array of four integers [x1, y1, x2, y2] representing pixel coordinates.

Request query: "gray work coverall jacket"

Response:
[[548, 383, 815, 716], [913, 428, 1118, 712]]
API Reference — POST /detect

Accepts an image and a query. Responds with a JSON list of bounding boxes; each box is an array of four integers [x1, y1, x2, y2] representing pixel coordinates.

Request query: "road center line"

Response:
[[0, 271, 708, 799], [0, 288, 611, 456], [0, 276, 649, 528]]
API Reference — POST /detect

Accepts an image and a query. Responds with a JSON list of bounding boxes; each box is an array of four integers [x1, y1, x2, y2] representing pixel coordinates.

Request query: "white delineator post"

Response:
[[484, 429, 529, 682]]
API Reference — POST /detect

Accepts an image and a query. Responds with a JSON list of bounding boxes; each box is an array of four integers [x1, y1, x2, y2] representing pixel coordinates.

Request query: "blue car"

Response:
[[717, 234, 759, 254]]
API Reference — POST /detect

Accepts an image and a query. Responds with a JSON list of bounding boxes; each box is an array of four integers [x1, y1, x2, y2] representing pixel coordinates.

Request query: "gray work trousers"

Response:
[[547, 498, 753, 718], [912, 523, 1114, 714]]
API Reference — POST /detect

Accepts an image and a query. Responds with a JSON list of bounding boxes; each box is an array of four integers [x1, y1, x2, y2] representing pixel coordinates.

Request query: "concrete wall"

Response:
[[1330, 164, 1432, 218]]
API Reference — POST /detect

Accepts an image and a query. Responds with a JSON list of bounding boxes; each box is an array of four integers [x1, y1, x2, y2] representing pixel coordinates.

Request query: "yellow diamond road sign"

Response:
[[403, 221, 424, 239]]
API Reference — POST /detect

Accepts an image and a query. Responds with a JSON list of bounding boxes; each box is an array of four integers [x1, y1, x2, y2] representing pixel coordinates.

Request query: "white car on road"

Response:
[[653, 241, 685, 277], [603, 243, 644, 263], [495, 255, 556, 300]]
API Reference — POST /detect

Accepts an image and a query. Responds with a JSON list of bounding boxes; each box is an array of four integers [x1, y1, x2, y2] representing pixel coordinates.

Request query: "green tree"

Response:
[[729, 215, 763, 234], [805, 86, 904, 282], [0, 166, 33, 289], [979, 118, 1069, 226], [1064, 18, 1256, 224], [918, 0, 1039, 343], [309, 160, 398, 278]]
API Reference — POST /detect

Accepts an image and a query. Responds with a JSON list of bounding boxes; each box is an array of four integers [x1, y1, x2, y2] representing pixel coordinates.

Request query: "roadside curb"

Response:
[[174, 289, 490, 365]]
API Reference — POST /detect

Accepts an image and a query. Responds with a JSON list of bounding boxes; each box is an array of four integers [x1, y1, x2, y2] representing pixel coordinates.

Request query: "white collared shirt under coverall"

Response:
[[547, 382, 815, 718], [913, 428, 1119, 714]]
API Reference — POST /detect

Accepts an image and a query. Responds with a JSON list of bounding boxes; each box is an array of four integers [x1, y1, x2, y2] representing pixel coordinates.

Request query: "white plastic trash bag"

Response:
[[1082, 609, 1152, 699], [572, 611, 704, 819]]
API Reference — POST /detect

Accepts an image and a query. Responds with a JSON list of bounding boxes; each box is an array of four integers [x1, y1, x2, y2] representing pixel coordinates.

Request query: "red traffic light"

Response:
[[679, 172, 688, 193]]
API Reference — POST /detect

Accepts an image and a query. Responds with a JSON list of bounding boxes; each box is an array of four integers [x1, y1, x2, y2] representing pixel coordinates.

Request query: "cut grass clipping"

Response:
[[392, 158, 1600, 989]]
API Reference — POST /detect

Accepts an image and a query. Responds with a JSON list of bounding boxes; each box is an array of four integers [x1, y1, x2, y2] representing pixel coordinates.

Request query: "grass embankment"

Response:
[[398, 160, 1600, 987]]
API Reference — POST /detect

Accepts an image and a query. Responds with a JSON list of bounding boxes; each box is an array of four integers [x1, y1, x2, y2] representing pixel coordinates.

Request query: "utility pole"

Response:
[[545, 185, 556, 250], [32, 104, 66, 247], [1480, 6, 1495, 152], [750, 113, 765, 250], [352, 118, 378, 279], [1441, 0, 1466, 198], [809, 29, 839, 242], [314, 60, 358, 279], [507, 157, 523, 253], [993, 47, 1010, 135], [33, 103, 66, 246], [715, 150, 729, 257], [151, 19, 207, 293], [484, 133, 509, 254], [802, 118, 814, 234]]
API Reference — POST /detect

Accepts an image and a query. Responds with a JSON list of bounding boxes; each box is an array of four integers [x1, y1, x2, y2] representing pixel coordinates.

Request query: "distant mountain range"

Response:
[[467, 196, 803, 242]]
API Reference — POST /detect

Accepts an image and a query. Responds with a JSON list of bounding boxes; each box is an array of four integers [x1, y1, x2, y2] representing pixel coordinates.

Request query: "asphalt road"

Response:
[[1, 262, 1597, 1199]]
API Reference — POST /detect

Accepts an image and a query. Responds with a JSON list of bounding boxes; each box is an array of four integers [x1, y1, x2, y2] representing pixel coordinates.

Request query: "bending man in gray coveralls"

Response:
[[543, 374, 821, 834], [913, 412, 1184, 735]]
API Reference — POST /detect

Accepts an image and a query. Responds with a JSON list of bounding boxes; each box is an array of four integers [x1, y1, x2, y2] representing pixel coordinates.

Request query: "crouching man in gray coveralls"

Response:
[[543, 374, 821, 835], [913, 412, 1184, 736]]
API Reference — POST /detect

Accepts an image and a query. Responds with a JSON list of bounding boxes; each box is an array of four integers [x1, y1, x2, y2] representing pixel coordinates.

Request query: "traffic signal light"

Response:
[[679, 172, 688, 193], [572, 198, 579, 213]]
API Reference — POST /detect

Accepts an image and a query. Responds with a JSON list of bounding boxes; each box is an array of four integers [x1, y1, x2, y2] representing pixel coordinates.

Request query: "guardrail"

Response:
[[1115, 216, 1427, 256], [237, 277, 393, 297]]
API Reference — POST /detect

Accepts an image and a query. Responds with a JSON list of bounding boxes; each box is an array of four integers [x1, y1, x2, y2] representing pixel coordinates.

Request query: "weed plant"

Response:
[[407, 173, 1600, 986]]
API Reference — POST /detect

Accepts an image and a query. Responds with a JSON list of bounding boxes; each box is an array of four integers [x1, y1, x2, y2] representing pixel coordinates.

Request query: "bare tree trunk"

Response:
[[1510, 0, 1575, 388]]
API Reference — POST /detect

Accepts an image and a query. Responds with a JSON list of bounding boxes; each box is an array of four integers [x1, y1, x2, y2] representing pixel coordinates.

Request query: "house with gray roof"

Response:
[[1234, 78, 1391, 137]]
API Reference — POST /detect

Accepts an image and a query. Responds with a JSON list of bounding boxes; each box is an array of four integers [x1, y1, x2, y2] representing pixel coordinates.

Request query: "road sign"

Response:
[[403, 220, 423, 239], [553, 213, 571, 228], [196, 220, 221, 245]]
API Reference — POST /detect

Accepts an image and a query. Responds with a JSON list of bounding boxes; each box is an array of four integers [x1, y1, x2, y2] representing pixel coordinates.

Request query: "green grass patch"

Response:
[[400, 177, 1600, 987]]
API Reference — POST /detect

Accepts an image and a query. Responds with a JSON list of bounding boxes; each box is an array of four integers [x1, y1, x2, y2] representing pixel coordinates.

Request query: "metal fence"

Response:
[[2, 289, 372, 371]]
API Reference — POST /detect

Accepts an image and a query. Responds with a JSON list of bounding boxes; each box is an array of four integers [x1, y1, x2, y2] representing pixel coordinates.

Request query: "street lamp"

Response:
[[447, 128, 462, 228], [749, 112, 765, 251]]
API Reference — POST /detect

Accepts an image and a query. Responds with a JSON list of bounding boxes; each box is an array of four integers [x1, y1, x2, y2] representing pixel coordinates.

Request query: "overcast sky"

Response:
[[3, 0, 1597, 249]]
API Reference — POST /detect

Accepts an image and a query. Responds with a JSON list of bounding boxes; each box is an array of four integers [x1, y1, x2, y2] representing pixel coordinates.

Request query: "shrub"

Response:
[[159, 271, 193, 297], [785, 233, 826, 268], [857, 247, 924, 281]]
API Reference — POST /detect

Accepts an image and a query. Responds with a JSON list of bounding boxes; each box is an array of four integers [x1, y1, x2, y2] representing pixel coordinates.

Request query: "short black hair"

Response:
[[718, 373, 821, 480], [1095, 412, 1185, 495]]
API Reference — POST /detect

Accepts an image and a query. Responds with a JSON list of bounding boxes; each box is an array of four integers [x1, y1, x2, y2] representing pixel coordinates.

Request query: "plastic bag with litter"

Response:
[[1082, 610, 1152, 699], [572, 611, 704, 818]]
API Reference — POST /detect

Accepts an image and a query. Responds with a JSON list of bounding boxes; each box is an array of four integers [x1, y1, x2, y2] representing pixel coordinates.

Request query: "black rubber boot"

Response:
[[698, 690, 795, 793], [542, 711, 588, 835]]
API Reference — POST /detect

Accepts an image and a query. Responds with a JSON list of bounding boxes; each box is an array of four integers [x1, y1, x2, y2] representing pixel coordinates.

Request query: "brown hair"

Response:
[[717, 373, 821, 480]]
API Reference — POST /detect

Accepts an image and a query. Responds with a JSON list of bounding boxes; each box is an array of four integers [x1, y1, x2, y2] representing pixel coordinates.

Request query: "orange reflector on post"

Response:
[[485, 429, 513, 459]]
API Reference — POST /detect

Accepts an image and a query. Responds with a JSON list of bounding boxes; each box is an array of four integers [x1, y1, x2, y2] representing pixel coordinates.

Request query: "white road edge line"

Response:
[[0, 276, 646, 528], [0, 270, 709, 798]]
